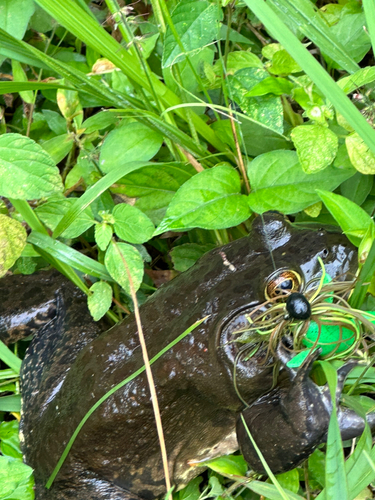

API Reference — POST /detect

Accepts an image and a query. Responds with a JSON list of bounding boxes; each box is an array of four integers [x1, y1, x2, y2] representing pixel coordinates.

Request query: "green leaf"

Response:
[[94, 223, 113, 251], [0, 456, 33, 499], [28, 231, 112, 281], [246, 480, 305, 500], [112, 204, 155, 244], [0, 421, 22, 459], [328, 12, 371, 67], [346, 133, 375, 174], [245, 76, 294, 97], [275, 469, 300, 494], [0, 0, 35, 40], [211, 117, 292, 158], [308, 449, 326, 488], [229, 68, 284, 134], [340, 172, 373, 206], [337, 66, 375, 94], [11, 60, 33, 103], [99, 123, 163, 174], [88, 281, 113, 321], [155, 164, 251, 234], [42, 110, 67, 136], [0, 134, 63, 200], [204, 454, 247, 476], [104, 241, 144, 295], [112, 163, 196, 225], [0, 215, 27, 278], [0, 394, 21, 412], [291, 125, 338, 173], [162, 0, 223, 67], [247, 150, 354, 214], [268, 49, 301, 75], [177, 477, 202, 500], [41, 134, 74, 165], [170, 243, 215, 272], [53, 161, 155, 238], [35, 197, 95, 239], [0, 340, 21, 374], [81, 111, 118, 134], [316, 189, 374, 246]]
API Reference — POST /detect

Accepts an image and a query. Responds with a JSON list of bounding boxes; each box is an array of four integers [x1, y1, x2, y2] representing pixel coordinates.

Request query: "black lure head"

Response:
[[286, 293, 311, 320]]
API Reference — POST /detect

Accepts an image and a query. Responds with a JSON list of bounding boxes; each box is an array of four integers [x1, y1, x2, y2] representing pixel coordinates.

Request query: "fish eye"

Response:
[[322, 248, 329, 258], [265, 270, 302, 300]]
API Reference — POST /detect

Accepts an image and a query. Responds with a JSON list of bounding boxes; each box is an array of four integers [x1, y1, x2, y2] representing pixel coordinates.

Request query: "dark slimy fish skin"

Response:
[[0, 213, 364, 500]]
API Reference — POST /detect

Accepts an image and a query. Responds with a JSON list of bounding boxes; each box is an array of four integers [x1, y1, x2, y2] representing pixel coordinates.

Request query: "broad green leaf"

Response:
[[220, 50, 263, 74], [211, 116, 292, 157], [229, 68, 283, 134], [155, 165, 251, 234], [291, 125, 338, 173], [204, 454, 247, 476], [162, 0, 223, 67], [42, 110, 67, 136], [81, 111, 118, 134], [268, 49, 301, 75], [111, 163, 196, 225], [41, 134, 74, 165], [112, 204, 154, 244], [247, 150, 354, 214], [0, 456, 33, 499], [245, 76, 294, 97], [88, 281, 113, 321], [99, 123, 163, 174], [346, 133, 375, 174], [0, 421, 22, 459], [94, 223, 113, 251], [328, 12, 371, 67], [316, 190, 374, 246], [170, 243, 215, 272], [177, 477, 202, 500], [0, 0, 35, 40], [105, 241, 144, 295], [275, 469, 300, 494], [0, 134, 63, 200], [0, 215, 27, 278], [308, 449, 326, 488], [340, 172, 373, 206], [35, 197, 95, 239], [11, 60, 33, 103]]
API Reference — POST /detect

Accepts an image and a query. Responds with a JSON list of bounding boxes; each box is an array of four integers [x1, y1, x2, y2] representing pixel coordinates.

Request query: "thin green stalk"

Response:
[[150, 0, 166, 37]]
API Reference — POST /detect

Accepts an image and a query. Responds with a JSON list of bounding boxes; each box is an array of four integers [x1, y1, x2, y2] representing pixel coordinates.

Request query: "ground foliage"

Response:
[[1, 0, 375, 498]]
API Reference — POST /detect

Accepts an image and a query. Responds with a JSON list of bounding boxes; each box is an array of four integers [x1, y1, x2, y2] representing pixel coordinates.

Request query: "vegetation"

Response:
[[1, 0, 375, 498]]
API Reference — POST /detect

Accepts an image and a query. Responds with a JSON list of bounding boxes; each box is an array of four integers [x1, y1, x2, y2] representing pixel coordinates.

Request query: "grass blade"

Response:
[[349, 239, 375, 308], [244, 0, 375, 155], [0, 341, 21, 374], [28, 232, 112, 281], [363, 0, 375, 57]]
